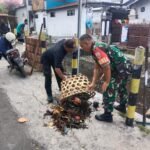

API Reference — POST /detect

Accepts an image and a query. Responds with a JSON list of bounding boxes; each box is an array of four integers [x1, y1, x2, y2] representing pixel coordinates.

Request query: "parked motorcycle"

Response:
[[6, 48, 27, 77]]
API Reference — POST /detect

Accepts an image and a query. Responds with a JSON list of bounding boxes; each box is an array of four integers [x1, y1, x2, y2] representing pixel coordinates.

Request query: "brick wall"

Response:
[[25, 37, 43, 71], [127, 24, 150, 48]]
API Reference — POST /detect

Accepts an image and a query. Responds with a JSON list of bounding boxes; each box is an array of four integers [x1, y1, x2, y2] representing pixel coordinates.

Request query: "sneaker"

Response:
[[114, 105, 126, 113], [95, 113, 113, 122]]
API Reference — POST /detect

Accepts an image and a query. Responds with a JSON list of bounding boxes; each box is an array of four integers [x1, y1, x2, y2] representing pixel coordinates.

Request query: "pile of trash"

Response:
[[44, 74, 96, 134]]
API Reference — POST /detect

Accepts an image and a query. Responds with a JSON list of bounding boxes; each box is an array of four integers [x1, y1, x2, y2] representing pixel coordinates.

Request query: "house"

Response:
[[16, 0, 130, 37], [34, 0, 129, 38], [34, 0, 85, 37], [126, 0, 150, 24], [15, 0, 32, 26]]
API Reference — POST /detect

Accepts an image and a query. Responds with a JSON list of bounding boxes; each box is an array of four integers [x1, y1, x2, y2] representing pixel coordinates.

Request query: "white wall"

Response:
[[131, 0, 150, 23], [15, 5, 32, 24], [15, 7, 27, 24], [35, 7, 86, 37], [35, 12, 45, 33], [93, 10, 102, 23]]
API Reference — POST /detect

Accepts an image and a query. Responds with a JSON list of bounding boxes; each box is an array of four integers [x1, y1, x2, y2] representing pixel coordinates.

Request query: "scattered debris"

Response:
[[43, 74, 95, 134], [43, 122, 54, 128], [44, 94, 94, 134], [18, 117, 29, 123], [93, 101, 99, 110], [138, 125, 150, 135]]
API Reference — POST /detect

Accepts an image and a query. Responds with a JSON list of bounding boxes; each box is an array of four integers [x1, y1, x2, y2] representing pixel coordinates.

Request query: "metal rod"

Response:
[[143, 46, 149, 126], [77, 0, 82, 73], [26, 0, 30, 33]]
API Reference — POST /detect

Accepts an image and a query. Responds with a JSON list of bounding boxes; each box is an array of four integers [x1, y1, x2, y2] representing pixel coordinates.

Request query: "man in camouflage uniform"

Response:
[[79, 34, 131, 122]]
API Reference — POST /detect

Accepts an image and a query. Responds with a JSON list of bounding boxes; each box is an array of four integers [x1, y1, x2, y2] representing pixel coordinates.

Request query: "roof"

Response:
[[108, 7, 129, 19], [47, 1, 122, 11], [86, 2, 121, 8], [123, 0, 141, 7], [47, 2, 78, 11], [15, 5, 26, 10], [0, 13, 16, 18]]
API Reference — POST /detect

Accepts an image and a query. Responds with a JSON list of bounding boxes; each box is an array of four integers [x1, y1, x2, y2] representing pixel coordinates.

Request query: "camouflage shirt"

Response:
[[91, 42, 131, 77]]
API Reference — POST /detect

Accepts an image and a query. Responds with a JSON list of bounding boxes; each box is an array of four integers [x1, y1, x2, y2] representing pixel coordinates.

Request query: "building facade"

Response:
[[128, 0, 150, 24]]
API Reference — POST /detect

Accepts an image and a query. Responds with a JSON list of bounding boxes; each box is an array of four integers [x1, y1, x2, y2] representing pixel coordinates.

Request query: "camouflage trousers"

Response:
[[103, 77, 128, 112]]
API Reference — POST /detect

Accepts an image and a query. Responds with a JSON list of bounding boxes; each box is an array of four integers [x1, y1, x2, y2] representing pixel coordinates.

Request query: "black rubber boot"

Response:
[[47, 96, 53, 104], [95, 111, 113, 123], [114, 104, 126, 113]]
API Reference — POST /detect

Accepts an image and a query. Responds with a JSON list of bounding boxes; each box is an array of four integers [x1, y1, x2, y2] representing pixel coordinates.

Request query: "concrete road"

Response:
[[0, 88, 45, 150], [0, 44, 150, 150]]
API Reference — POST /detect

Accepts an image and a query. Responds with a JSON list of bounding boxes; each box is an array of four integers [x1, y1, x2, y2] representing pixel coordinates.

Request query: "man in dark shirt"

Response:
[[41, 39, 76, 103]]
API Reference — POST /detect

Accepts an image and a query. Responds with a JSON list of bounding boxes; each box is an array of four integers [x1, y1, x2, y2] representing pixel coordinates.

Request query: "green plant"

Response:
[[138, 125, 150, 135], [0, 3, 8, 13]]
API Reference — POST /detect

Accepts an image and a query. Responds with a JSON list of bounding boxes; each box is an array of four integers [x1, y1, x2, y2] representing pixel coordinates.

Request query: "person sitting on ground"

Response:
[[41, 39, 77, 103]]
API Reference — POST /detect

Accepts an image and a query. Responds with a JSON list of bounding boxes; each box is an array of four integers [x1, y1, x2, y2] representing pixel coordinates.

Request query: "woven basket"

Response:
[[60, 74, 94, 101]]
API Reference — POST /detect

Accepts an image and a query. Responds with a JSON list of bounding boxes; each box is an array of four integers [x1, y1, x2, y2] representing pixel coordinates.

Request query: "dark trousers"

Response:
[[0, 52, 7, 60], [43, 63, 63, 98], [17, 33, 24, 42]]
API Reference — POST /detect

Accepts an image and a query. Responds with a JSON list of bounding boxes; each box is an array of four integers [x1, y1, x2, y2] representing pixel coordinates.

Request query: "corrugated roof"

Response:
[[86, 2, 121, 8], [47, 2, 78, 11], [46, 1, 122, 11], [123, 0, 140, 7]]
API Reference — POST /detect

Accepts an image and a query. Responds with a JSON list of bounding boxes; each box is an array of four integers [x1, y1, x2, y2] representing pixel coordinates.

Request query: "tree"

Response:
[[0, 3, 8, 13], [0, 0, 22, 14]]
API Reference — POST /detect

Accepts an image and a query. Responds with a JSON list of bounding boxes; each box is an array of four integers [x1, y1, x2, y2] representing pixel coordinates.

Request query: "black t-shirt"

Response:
[[41, 39, 67, 68]]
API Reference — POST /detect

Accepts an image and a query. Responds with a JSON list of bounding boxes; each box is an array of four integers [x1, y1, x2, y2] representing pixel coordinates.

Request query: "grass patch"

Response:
[[118, 112, 126, 118], [138, 125, 150, 135]]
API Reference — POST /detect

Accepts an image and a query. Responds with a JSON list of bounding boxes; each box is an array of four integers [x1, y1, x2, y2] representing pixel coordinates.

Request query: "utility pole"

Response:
[[26, 0, 30, 33], [120, 0, 123, 7], [77, 0, 82, 39], [72, 0, 82, 75], [77, 0, 82, 73]]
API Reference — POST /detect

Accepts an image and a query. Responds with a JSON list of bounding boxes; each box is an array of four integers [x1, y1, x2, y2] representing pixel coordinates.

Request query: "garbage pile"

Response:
[[44, 74, 95, 134]]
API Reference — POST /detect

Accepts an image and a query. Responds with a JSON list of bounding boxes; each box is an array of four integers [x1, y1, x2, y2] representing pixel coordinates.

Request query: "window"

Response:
[[50, 12, 55, 17], [67, 9, 75, 16], [141, 7, 145, 12]]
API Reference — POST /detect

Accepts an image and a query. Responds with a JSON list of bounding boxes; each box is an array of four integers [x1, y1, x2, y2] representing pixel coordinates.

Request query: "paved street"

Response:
[[0, 88, 45, 150], [0, 45, 150, 150]]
